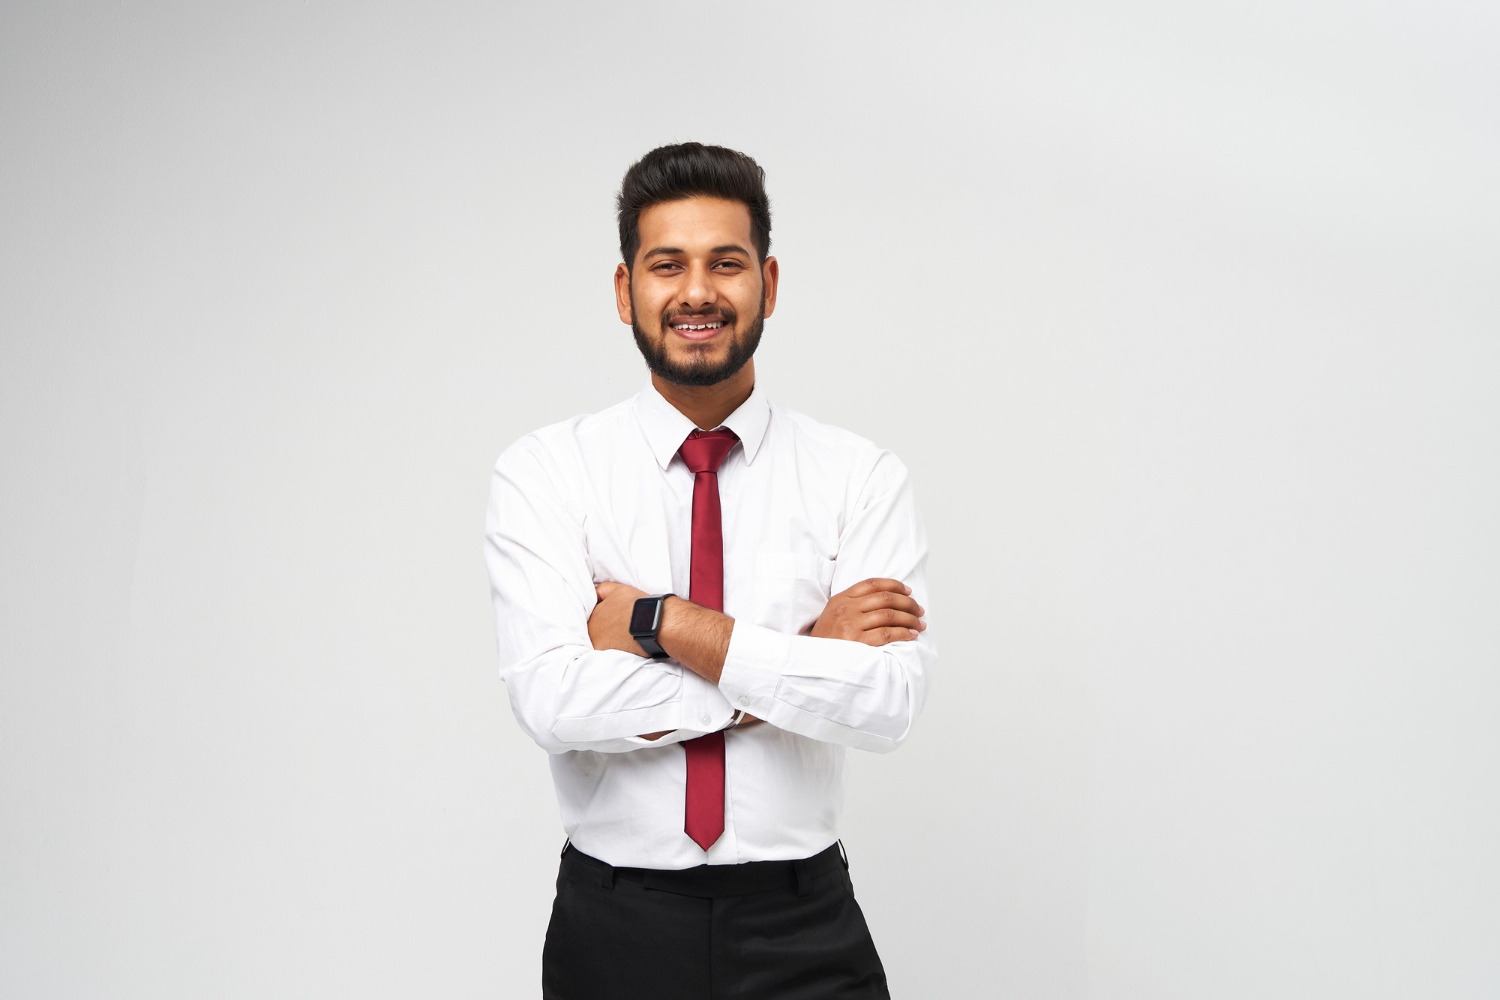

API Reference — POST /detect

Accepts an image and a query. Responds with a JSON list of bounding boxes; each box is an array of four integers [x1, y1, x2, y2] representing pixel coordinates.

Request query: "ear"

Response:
[[614, 263, 634, 325], [760, 256, 779, 320]]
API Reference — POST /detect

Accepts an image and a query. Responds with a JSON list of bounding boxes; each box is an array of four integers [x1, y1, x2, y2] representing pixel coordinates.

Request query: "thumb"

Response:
[[595, 581, 619, 600]]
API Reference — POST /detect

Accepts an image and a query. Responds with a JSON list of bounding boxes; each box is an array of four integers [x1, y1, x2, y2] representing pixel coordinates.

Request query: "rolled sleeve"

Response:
[[716, 449, 936, 752], [485, 437, 731, 754]]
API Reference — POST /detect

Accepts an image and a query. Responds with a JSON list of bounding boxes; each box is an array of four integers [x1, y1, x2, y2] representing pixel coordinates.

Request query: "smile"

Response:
[[670, 320, 726, 341]]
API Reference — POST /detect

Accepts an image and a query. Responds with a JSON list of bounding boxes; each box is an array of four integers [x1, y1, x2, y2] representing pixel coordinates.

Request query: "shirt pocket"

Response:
[[752, 551, 836, 635]]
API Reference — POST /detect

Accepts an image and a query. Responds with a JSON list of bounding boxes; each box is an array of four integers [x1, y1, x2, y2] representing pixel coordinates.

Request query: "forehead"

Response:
[[636, 196, 754, 253]]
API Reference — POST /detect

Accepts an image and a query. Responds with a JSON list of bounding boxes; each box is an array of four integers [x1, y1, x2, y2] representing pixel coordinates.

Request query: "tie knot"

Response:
[[678, 427, 739, 474]]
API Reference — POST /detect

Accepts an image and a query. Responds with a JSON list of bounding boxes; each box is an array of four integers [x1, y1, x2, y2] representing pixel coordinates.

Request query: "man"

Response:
[[484, 142, 935, 999]]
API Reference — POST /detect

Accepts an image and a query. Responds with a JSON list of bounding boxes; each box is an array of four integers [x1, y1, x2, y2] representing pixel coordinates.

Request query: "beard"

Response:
[[631, 295, 765, 387]]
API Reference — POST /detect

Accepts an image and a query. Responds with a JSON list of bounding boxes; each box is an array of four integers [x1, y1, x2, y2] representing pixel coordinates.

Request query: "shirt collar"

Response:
[[634, 378, 771, 471]]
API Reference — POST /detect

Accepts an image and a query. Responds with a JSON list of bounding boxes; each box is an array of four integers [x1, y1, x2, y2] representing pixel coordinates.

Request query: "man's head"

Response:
[[614, 143, 778, 388]]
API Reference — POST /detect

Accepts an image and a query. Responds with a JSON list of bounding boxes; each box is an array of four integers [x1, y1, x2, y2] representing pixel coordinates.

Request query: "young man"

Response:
[[484, 142, 935, 999]]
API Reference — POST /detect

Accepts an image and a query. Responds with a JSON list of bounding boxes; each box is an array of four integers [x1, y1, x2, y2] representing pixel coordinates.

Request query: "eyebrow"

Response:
[[642, 244, 753, 261]]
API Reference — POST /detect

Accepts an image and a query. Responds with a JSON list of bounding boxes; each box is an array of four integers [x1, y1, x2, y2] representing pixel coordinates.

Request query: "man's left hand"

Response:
[[589, 581, 650, 656]]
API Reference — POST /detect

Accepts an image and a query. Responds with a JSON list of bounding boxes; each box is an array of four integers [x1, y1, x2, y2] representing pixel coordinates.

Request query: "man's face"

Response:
[[614, 196, 779, 387]]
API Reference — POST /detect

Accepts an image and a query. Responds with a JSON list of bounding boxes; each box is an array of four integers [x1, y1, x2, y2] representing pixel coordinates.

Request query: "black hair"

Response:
[[616, 142, 772, 269]]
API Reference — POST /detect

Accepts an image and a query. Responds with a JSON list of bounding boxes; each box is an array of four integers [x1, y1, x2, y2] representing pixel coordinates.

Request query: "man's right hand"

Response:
[[808, 578, 926, 645]]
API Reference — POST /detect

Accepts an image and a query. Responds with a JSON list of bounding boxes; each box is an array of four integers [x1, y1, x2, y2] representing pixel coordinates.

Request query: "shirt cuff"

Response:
[[679, 664, 737, 734], [717, 617, 793, 717]]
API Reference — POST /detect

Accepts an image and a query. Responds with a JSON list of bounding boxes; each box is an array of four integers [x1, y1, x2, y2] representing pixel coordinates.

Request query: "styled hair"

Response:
[[616, 142, 772, 269]]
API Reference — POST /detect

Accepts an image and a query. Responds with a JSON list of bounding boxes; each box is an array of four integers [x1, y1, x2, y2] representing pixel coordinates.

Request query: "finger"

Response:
[[854, 592, 925, 616], [595, 581, 620, 598], [856, 608, 925, 631], [861, 626, 921, 646], [844, 577, 911, 599]]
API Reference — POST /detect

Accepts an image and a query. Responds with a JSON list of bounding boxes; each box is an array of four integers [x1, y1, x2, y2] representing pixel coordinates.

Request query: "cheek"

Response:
[[634, 287, 673, 323], [728, 278, 764, 312]]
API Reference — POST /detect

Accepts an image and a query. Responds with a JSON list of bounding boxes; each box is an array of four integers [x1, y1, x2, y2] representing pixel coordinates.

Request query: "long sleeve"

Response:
[[484, 436, 732, 754], [716, 450, 936, 753]]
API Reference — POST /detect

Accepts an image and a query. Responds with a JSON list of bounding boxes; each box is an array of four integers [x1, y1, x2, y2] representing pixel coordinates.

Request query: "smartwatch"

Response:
[[629, 593, 676, 659]]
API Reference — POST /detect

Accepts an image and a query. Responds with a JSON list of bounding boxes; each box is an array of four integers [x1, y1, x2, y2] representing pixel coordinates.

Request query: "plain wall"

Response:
[[2, 1, 1496, 997]]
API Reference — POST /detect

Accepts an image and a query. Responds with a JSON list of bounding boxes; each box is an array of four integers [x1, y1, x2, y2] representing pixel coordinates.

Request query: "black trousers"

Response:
[[542, 842, 890, 999]]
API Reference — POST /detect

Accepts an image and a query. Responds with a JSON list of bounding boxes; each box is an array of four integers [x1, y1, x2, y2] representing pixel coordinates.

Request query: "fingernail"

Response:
[[908, 629, 919, 638], [903, 584, 912, 594], [917, 605, 925, 615]]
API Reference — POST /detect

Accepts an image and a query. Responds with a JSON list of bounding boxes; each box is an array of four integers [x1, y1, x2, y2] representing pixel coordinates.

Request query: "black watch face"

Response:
[[629, 598, 660, 635]]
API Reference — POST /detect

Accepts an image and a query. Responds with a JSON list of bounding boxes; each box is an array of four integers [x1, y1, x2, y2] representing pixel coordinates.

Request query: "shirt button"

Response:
[[700, 713, 710, 725], [739, 695, 750, 706]]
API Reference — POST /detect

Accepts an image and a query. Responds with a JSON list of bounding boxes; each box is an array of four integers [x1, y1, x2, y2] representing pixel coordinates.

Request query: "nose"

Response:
[[680, 261, 718, 310]]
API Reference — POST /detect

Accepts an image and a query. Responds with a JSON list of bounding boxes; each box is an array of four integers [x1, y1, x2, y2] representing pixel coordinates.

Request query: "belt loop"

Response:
[[560, 839, 571, 860], [794, 858, 814, 896], [837, 840, 849, 870], [597, 860, 616, 891]]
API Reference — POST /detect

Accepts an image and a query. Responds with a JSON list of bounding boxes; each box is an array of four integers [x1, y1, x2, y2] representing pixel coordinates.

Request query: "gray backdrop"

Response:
[[3, 1, 1497, 997]]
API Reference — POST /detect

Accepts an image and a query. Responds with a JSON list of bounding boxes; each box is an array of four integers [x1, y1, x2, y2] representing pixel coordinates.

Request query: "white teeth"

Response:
[[675, 322, 723, 331]]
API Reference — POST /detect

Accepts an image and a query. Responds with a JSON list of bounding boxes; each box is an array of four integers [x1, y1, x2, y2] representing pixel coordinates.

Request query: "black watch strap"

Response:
[[629, 593, 676, 660]]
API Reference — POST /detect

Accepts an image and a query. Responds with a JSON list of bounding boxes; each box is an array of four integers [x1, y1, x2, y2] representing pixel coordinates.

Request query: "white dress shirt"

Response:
[[484, 378, 935, 869]]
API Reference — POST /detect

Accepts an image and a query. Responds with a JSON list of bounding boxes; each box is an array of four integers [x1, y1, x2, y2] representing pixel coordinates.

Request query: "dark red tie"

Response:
[[677, 427, 739, 851]]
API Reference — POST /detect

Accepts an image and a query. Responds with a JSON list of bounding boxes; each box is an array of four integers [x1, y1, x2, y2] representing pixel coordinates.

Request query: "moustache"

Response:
[[661, 308, 736, 326]]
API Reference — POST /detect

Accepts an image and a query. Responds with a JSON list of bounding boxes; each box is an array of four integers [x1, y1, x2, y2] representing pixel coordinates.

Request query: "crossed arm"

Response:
[[486, 437, 935, 755], [586, 578, 928, 738]]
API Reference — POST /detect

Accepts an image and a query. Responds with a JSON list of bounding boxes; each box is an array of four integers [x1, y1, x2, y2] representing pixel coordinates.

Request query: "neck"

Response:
[[652, 360, 756, 430]]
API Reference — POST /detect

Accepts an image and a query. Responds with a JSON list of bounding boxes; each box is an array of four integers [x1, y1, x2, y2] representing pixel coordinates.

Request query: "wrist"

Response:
[[656, 595, 689, 654]]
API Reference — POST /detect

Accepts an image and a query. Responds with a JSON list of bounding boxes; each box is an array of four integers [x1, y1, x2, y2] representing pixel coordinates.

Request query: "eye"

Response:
[[651, 262, 684, 273], [713, 260, 746, 271]]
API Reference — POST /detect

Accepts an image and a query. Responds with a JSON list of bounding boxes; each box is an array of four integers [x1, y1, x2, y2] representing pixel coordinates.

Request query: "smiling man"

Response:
[[484, 143, 936, 999]]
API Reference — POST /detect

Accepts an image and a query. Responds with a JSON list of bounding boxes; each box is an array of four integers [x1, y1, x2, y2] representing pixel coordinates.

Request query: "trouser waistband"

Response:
[[561, 841, 847, 898]]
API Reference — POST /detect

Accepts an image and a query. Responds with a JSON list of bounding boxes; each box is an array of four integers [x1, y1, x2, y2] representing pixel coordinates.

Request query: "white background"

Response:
[[3, 1, 1497, 997]]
